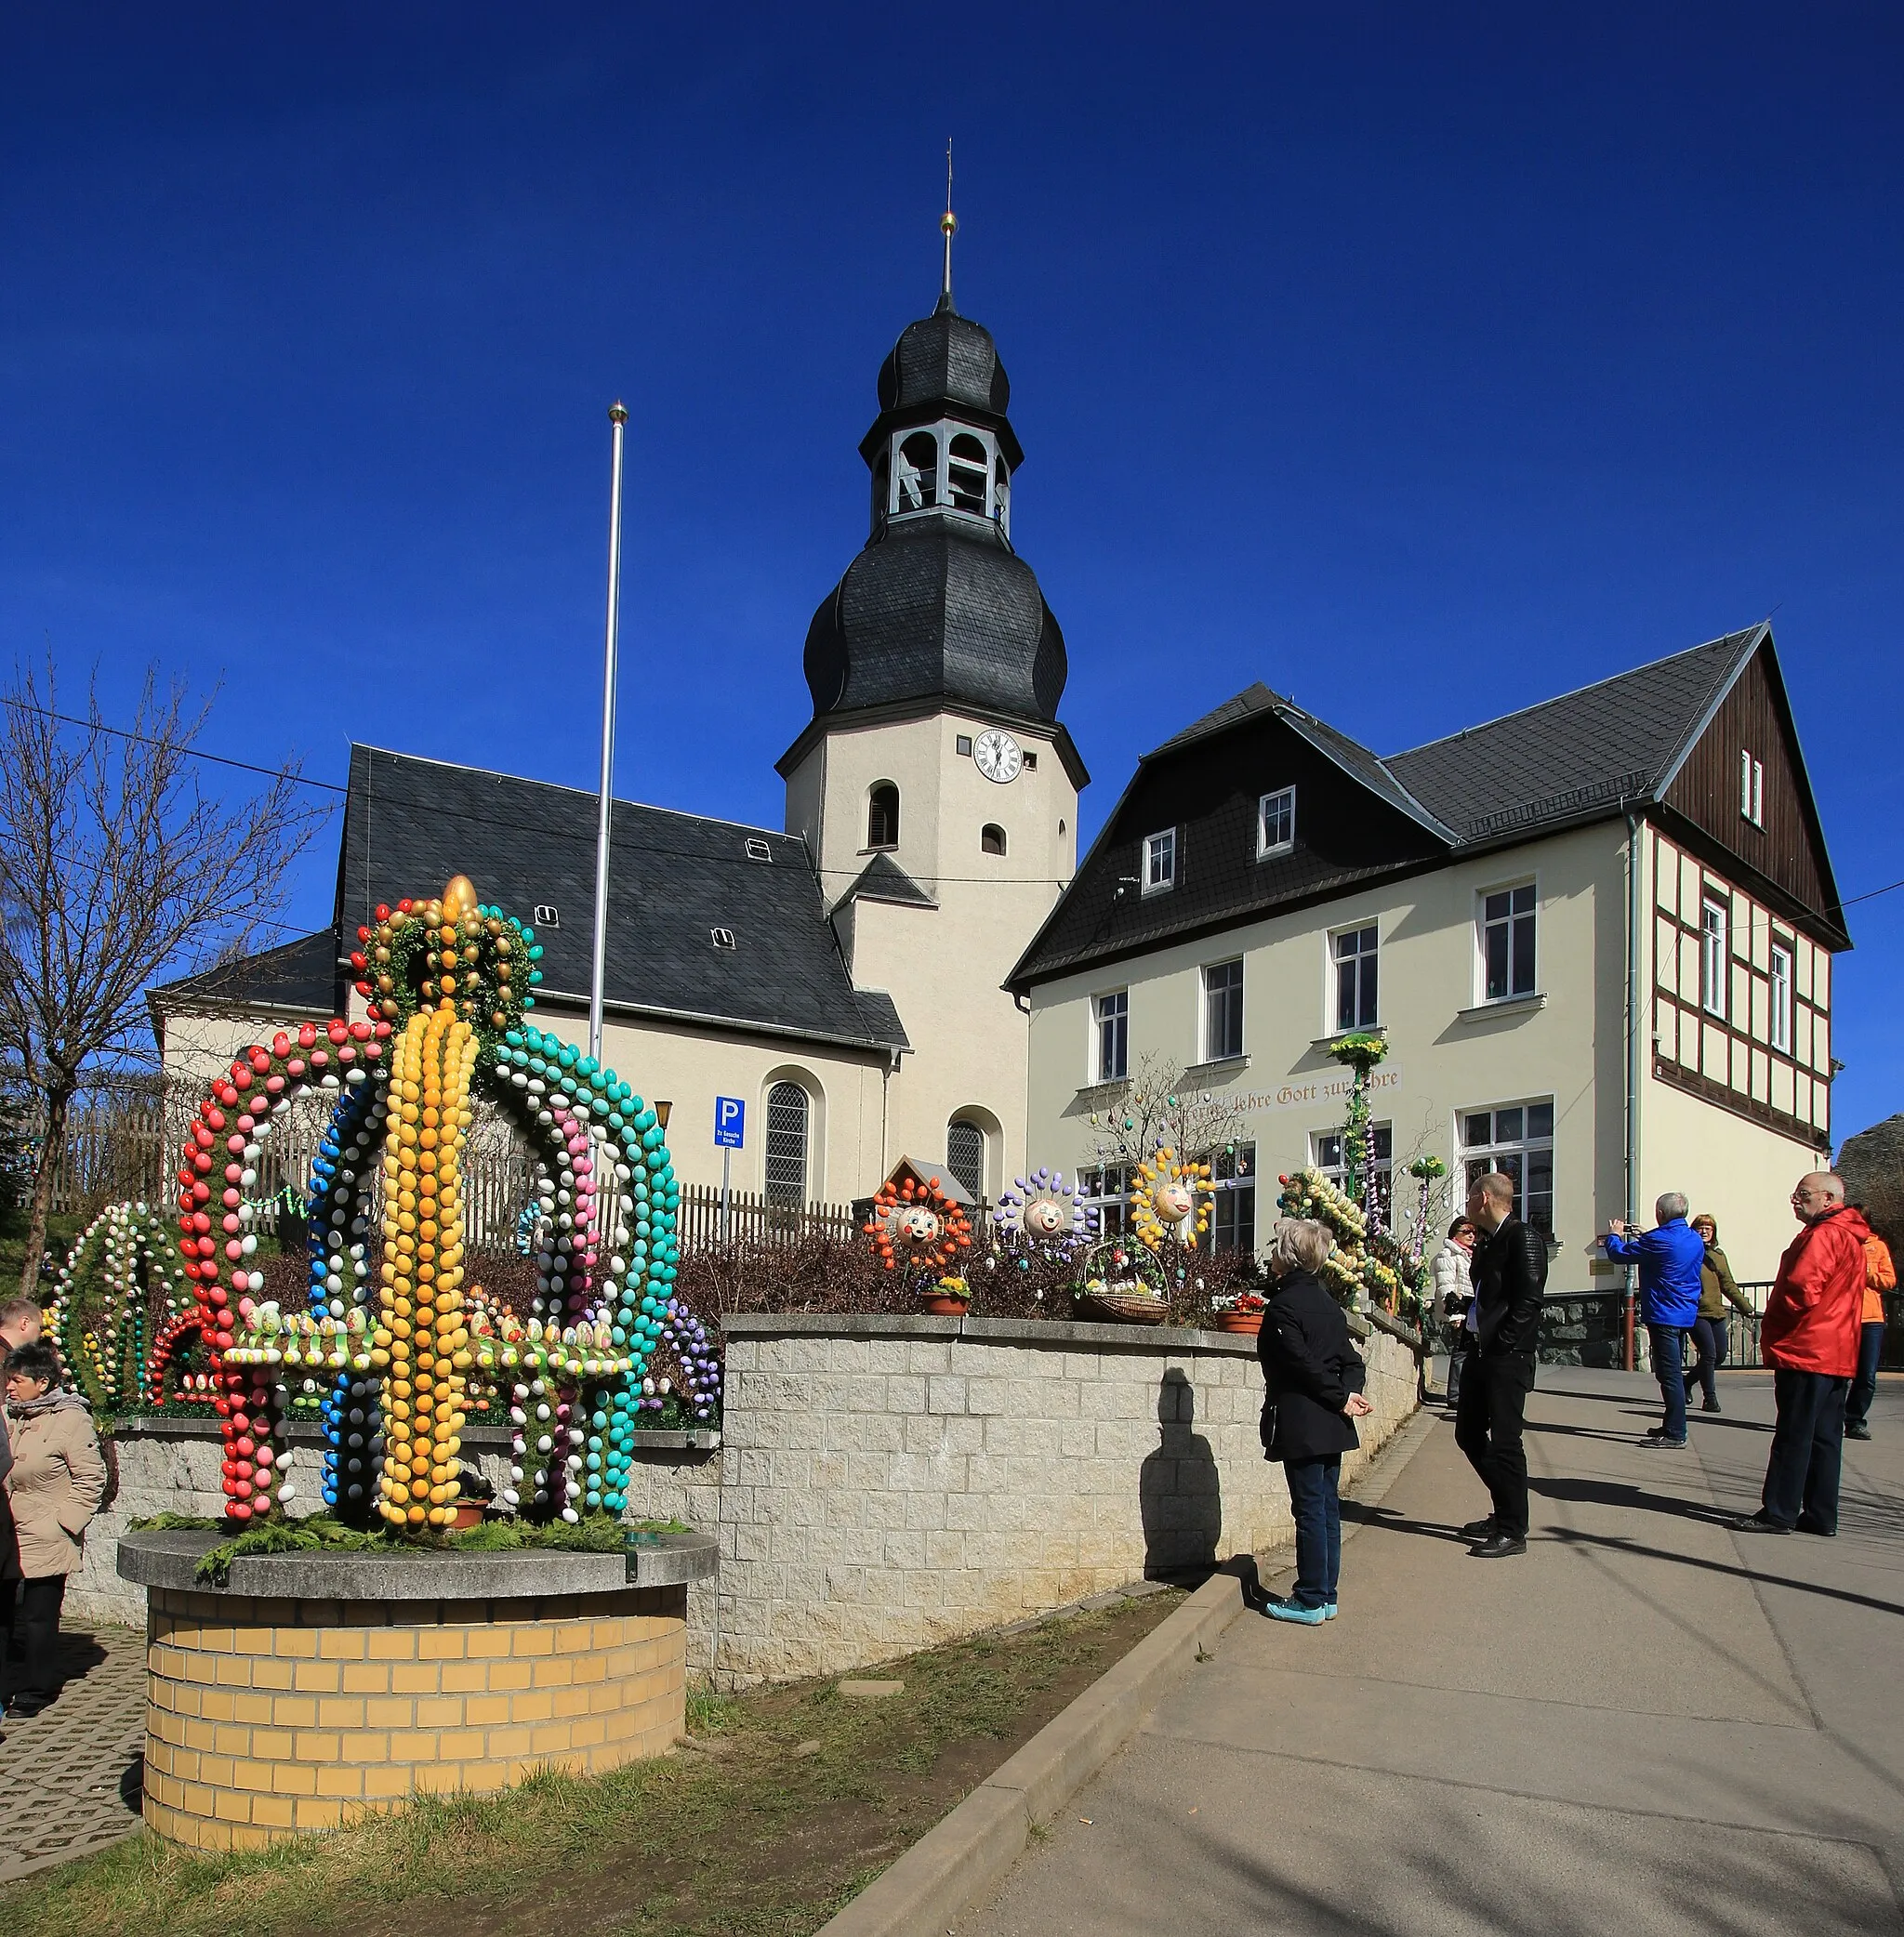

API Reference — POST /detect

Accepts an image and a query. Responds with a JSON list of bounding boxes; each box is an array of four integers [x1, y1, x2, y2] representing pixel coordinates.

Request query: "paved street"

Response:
[[0, 1623, 147, 1882], [958, 1367, 1904, 1936]]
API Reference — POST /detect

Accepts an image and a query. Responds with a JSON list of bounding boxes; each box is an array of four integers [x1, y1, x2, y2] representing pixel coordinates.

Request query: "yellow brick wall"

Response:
[[140, 1584, 688, 1851]]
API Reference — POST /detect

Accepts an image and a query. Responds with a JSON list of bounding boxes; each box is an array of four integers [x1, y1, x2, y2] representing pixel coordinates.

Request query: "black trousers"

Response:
[[2, 1573, 68, 1695], [1688, 1316, 1727, 1407], [1762, 1368, 1849, 1532], [1454, 1350, 1534, 1539]]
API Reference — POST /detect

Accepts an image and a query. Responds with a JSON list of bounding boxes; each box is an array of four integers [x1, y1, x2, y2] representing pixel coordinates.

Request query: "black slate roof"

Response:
[[877, 303, 1011, 420], [1010, 626, 1780, 988], [149, 929, 341, 1019], [800, 516, 1067, 725], [840, 852, 937, 908], [1385, 626, 1760, 839], [333, 746, 908, 1053]]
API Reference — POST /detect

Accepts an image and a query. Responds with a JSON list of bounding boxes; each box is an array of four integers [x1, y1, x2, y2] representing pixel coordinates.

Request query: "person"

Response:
[[1433, 1217, 1477, 1405], [1688, 1214, 1753, 1414], [0, 1294, 45, 1720], [1256, 1217, 1372, 1624], [1602, 1193, 1706, 1446], [1454, 1172, 1546, 1558], [2, 1340, 105, 1718], [1735, 1173, 1869, 1537], [1844, 1219, 1896, 1442]]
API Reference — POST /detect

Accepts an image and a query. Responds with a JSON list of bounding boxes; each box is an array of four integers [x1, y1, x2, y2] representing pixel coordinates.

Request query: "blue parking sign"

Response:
[[714, 1097, 746, 1150]]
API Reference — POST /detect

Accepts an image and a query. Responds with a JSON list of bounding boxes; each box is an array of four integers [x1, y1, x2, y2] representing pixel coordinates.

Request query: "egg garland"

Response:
[[48, 1201, 194, 1414], [147, 1311, 212, 1407], [175, 1016, 389, 1522], [992, 1167, 1099, 1260], [654, 1305, 721, 1425], [864, 1173, 973, 1277], [1128, 1147, 1215, 1252]]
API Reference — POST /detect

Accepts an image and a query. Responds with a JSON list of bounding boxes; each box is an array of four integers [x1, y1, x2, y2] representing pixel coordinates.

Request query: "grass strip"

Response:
[[0, 1589, 1180, 1937]]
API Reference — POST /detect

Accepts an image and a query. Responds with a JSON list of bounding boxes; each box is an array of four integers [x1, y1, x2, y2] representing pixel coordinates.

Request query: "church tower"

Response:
[[778, 217, 1085, 1202]]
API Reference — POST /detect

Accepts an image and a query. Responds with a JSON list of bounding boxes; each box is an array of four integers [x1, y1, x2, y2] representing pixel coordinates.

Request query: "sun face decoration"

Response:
[[1129, 1147, 1215, 1251], [866, 1173, 972, 1274], [993, 1168, 1098, 1258]]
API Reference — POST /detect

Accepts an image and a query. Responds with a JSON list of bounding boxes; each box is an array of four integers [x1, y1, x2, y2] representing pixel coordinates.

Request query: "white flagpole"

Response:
[[588, 402, 628, 1063]]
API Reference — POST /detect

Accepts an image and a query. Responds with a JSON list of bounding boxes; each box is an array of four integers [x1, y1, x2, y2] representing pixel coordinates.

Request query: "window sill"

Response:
[[1455, 994, 1547, 1024], [1073, 1078, 1130, 1103], [1310, 1027, 1387, 1054], [1183, 1054, 1250, 1076]]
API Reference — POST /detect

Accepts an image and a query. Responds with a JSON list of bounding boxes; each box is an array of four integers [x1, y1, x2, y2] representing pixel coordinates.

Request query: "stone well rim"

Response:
[[117, 1524, 717, 1601]]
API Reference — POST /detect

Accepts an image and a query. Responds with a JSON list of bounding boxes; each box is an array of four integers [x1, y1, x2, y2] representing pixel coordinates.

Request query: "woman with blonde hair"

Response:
[[1689, 1214, 1753, 1415], [1257, 1218, 1371, 1625]]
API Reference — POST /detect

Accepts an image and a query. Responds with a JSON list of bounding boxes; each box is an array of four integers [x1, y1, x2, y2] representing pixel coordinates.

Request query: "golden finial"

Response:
[[940, 138, 957, 307], [443, 876, 478, 923]]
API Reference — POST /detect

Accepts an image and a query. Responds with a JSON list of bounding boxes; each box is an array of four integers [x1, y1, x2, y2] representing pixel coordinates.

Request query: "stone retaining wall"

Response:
[[709, 1311, 1420, 1686]]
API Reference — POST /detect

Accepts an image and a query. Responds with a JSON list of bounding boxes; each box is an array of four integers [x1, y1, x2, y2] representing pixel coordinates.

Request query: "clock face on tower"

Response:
[[973, 729, 1023, 784]]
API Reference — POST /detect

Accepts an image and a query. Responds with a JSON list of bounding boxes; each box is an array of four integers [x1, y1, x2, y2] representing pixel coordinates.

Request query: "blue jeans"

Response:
[[1283, 1456, 1342, 1608], [1647, 1323, 1686, 1441], [1846, 1322, 1884, 1429]]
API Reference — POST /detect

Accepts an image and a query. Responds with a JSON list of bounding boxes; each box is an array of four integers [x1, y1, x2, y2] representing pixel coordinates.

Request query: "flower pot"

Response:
[[921, 1296, 971, 1316], [449, 1500, 487, 1531], [1214, 1311, 1263, 1336]]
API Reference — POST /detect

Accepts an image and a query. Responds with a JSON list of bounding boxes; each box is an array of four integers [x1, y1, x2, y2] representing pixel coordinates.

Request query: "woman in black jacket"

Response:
[[1258, 1219, 1372, 1625]]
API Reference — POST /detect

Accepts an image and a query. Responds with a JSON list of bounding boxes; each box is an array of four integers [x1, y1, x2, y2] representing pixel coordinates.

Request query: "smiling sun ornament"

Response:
[[865, 1173, 972, 1274], [1129, 1147, 1215, 1251]]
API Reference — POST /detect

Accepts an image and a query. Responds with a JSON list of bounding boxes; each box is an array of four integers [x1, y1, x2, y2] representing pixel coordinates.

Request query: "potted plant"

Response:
[[922, 1276, 971, 1316], [1210, 1289, 1267, 1336]]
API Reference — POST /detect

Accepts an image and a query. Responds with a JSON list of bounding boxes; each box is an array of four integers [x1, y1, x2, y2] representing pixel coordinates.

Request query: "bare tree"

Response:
[[0, 655, 331, 1297], [1084, 1052, 1251, 1172]]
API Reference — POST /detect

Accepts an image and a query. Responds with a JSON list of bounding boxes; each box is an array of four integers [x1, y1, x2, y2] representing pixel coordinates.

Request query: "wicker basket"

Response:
[[1077, 1291, 1170, 1326]]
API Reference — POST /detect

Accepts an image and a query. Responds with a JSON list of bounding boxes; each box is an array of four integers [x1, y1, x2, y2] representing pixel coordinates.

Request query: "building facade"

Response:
[[1009, 625, 1848, 1286]]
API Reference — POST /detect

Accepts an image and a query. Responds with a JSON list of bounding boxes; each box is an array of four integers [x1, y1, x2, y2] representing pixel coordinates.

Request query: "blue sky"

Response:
[[3, 6, 1898, 1140]]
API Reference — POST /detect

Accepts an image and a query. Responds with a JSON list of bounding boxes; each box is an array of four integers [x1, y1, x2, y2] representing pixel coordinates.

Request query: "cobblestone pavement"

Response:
[[0, 1622, 148, 1883]]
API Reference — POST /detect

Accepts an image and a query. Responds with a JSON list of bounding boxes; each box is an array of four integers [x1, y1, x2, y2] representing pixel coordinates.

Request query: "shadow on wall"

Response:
[[1139, 1367, 1223, 1581]]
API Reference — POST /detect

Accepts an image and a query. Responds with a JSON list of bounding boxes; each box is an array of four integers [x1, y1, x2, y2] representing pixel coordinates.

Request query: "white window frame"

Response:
[[1201, 958, 1245, 1062], [945, 1117, 986, 1201], [1079, 1163, 1130, 1238], [1143, 828, 1177, 895], [1479, 880, 1538, 1003], [1700, 892, 1729, 1018], [1209, 1142, 1256, 1253], [1769, 940, 1792, 1055], [1094, 989, 1130, 1082], [1329, 921, 1380, 1034], [1257, 785, 1296, 859], [1457, 1100, 1555, 1238], [1739, 750, 1764, 828]]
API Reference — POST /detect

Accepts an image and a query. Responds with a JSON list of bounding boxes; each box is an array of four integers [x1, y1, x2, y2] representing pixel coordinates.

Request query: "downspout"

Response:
[[1623, 810, 1643, 1373]]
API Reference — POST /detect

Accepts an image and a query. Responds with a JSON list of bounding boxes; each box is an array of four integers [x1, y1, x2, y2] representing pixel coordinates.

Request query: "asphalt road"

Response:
[[956, 1365, 1904, 1936]]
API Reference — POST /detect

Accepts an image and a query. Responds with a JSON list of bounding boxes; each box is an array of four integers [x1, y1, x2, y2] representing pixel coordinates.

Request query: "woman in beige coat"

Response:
[[3, 1342, 106, 1719]]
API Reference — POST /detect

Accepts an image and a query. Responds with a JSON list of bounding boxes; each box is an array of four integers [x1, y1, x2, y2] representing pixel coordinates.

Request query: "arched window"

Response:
[[765, 1081, 810, 1207], [994, 454, 1012, 534], [981, 824, 1007, 856], [867, 783, 900, 849], [947, 433, 990, 515], [946, 1118, 985, 1202], [893, 431, 939, 512]]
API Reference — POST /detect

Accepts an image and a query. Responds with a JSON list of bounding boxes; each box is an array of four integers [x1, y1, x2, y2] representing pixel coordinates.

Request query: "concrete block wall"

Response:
[[710, 1312, 1419, 1686]]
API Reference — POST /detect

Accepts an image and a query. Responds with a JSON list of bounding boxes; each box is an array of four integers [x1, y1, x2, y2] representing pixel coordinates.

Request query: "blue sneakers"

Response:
[[1264, 1596, 1329, 1625]]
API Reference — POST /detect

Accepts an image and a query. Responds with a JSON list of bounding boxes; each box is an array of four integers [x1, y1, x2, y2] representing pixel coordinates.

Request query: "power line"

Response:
[[0, 693, 347, 793]]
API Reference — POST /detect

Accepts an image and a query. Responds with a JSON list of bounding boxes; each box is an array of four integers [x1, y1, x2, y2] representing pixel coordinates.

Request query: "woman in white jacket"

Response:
[[1432, 1218, 1477, 1404]]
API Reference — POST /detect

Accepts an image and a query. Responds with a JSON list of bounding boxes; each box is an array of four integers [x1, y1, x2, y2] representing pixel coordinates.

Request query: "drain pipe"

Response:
[[1623, 810, 1643, 1373]]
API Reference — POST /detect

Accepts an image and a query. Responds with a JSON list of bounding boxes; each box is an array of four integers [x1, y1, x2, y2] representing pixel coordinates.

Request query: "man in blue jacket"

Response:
[[1602, 1193, 1705, 1447]]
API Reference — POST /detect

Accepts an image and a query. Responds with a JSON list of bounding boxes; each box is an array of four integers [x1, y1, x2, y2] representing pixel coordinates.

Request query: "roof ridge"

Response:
[[1385, 626, 1765, 762], [350, 743, 797, 844]]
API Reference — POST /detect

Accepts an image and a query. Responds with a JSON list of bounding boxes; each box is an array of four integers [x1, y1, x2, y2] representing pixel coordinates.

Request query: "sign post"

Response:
[[714, 1097, 746, 1245]]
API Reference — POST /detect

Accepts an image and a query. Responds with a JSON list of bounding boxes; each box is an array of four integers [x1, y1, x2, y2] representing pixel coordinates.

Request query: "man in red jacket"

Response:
[[1735, 1172, 1871, 1537]]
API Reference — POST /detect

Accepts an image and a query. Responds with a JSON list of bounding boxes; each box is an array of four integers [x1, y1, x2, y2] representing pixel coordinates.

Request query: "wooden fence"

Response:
[[675, 1184, 859, 1251]]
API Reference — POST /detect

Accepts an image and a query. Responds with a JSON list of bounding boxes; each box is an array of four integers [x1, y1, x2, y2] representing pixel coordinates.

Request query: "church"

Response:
[[151, 269, 1084, 1209]]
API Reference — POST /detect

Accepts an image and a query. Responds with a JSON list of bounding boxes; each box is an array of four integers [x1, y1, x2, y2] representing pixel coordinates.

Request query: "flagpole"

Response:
[[588, 402, 628, 1063]]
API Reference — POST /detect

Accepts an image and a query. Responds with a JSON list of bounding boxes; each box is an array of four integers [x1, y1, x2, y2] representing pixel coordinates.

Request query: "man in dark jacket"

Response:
[[1453, 1172, 1547, 1557]]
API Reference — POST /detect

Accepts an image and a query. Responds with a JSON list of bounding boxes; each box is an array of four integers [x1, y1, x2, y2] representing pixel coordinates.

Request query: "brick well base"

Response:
[[140, 1584, 688, 1850]]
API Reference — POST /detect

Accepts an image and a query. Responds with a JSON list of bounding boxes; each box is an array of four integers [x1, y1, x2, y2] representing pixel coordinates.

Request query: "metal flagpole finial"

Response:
[[939, 138, 957, 311], [609, 400, 628, 426]]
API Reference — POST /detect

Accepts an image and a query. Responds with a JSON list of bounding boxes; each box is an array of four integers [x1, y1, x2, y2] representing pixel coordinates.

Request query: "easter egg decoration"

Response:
[[865, 1172, 972, 1280], [1129, 1147, 1216, 1252], [991, 1167, 1098, 1260]]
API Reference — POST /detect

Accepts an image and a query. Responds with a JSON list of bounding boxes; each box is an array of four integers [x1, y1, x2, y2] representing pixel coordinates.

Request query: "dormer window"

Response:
[[1144, 828, 1177, 894], [1258, 786, 1296, 858], [888, 422, 1006, 527]]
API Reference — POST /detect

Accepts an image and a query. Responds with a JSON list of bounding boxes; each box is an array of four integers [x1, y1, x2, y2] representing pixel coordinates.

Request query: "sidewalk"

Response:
[[956, 1367, 1904, 1935]]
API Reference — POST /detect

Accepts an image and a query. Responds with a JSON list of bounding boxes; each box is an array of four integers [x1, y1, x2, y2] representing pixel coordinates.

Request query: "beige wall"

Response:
[[786, 706, 1079, 1197], [157, 1002, 337, 1101], [1027, 824, 1633, 1286]]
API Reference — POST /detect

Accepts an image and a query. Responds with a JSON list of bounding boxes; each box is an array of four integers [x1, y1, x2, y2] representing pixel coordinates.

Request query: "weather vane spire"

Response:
[[939, 138, 957, 311]]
